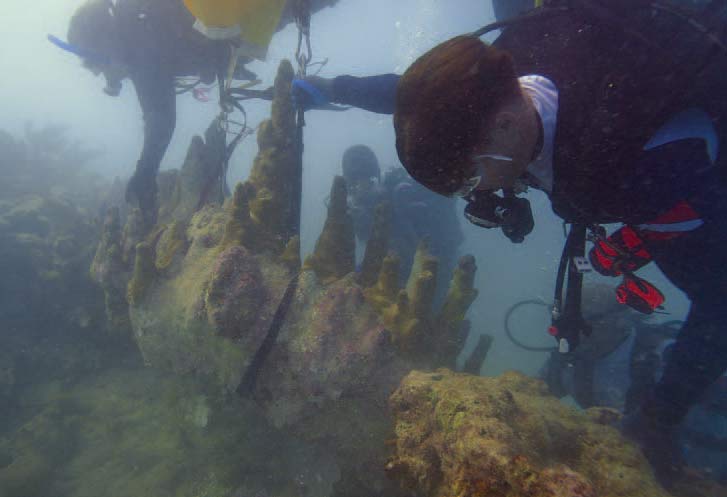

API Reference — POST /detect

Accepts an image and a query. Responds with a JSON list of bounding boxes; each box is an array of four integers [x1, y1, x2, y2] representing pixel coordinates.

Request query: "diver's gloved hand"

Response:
[[292, 76, 334, 110]]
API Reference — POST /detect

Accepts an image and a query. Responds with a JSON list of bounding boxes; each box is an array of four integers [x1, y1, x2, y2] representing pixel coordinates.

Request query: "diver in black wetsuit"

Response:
[[492, 0, 539, 21], [63, 0, 336, 226], [66, 0, 233, 225], [293, 0, 727, 485]]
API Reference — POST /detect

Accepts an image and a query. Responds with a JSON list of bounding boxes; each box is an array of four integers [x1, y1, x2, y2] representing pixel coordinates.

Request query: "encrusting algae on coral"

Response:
[[357, 201, 392, 287], [386, 369, 674, 497], [127, 240, 156, 306], [94, 60, 303, 393], [90, 207, 131, 336], [362, 240, 480, 369], [154, 220, 188, 271], [245, 59, 300, 249], [303, 175, 356, 284]]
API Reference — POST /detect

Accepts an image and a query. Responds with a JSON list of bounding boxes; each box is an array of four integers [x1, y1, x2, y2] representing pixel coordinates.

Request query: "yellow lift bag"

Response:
[[183, 0, 287, 59]]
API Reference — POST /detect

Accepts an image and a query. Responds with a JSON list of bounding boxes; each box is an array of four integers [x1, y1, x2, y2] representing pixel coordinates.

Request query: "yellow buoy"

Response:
[[183, 0, 287, 59]]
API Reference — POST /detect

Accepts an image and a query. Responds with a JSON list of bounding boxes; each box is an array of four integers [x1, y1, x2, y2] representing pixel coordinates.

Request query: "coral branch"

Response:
[[462, 333, 493, 375], [127, 241, 156, 306], [303, 176, 355, 283], [357, 201, 391, 288]]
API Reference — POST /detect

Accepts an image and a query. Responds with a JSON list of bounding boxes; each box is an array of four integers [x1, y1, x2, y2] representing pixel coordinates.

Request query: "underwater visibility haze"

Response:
[[1, 1, 727, 496]]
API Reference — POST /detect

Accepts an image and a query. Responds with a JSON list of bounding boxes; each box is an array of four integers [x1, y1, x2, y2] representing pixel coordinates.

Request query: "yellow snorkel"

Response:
[[183, 0, 288, 59]]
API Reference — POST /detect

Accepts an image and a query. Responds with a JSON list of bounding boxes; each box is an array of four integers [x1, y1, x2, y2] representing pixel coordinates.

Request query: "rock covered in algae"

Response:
[[126, 203, 291, 391], [254, 271, 406, 427], [245, 58, 300, 250], [119, 60, 301, 392], [154, 219, 187, 271], [357, 200, 392, 287], [250, 270, 409, 497], [303, 175, 355, 283], [205, 245, 268, 339], [386, 369, 673, 497], [90, 207, 131, 335]]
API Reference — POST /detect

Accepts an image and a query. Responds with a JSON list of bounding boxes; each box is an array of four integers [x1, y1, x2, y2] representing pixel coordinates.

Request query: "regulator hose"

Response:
[[504, 299, 557, 352], [504, 300, 684, 354]]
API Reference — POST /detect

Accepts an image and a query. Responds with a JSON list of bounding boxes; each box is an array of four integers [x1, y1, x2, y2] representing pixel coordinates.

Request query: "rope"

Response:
[[237, 274, 300, 396], [294, 0, 313, 78], [289, 0, 312, 238], [194, 46, 259, 210]]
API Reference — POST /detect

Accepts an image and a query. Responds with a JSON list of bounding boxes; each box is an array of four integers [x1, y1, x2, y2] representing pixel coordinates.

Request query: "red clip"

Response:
[[615, 275, 665, 314], [193, 87, 211, 102], [548, 325, 559, 337]]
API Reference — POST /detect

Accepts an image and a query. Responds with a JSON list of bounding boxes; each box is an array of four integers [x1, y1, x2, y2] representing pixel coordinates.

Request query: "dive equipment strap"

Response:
[[550, 224, 591, 354]]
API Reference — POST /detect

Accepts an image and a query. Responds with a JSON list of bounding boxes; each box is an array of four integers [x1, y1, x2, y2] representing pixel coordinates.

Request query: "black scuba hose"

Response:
[[470, 5, 569, 38], [504, 299, 557, 352], [553, 230, 569, 310], [504, 301, 684, 355]]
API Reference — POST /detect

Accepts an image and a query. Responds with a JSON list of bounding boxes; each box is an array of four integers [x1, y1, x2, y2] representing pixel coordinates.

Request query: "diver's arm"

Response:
[[132, 70, 176, 177], [330, 74, 400, 114]]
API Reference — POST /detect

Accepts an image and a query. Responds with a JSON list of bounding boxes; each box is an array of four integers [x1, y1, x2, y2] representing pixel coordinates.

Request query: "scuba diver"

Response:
[[55, 0, 337, 226], [341, 145, 464, 300], [292, 0, 727, 485], [342, 145, 383, 244]]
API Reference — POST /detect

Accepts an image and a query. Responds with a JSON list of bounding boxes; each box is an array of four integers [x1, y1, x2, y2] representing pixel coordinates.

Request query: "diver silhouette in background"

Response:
[[341, 145, 464, 301], [58, 0, 337, 226]]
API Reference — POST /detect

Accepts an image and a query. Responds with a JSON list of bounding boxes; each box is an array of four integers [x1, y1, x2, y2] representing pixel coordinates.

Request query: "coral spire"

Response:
[[303, 176, 355, 283]]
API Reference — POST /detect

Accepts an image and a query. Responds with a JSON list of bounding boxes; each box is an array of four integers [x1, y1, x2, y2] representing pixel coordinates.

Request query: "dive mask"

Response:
[[464, 189, 534, 243]]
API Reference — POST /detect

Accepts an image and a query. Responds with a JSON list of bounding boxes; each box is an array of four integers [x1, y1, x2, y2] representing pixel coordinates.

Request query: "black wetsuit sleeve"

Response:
[[131, 69, 176, 177], [331, 74, 400, 114]]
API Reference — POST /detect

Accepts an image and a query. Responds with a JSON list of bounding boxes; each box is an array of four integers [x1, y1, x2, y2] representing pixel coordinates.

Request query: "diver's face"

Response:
[[474, 112, 531, 190], [464, 94, 540, 192]]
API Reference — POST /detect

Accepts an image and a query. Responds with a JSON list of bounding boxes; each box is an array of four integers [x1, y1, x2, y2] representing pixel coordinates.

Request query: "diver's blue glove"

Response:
[[292, 76, 334, 110]]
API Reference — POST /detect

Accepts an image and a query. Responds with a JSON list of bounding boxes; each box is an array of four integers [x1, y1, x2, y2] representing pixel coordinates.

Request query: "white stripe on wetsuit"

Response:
[[637, 219, 704, 233]]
